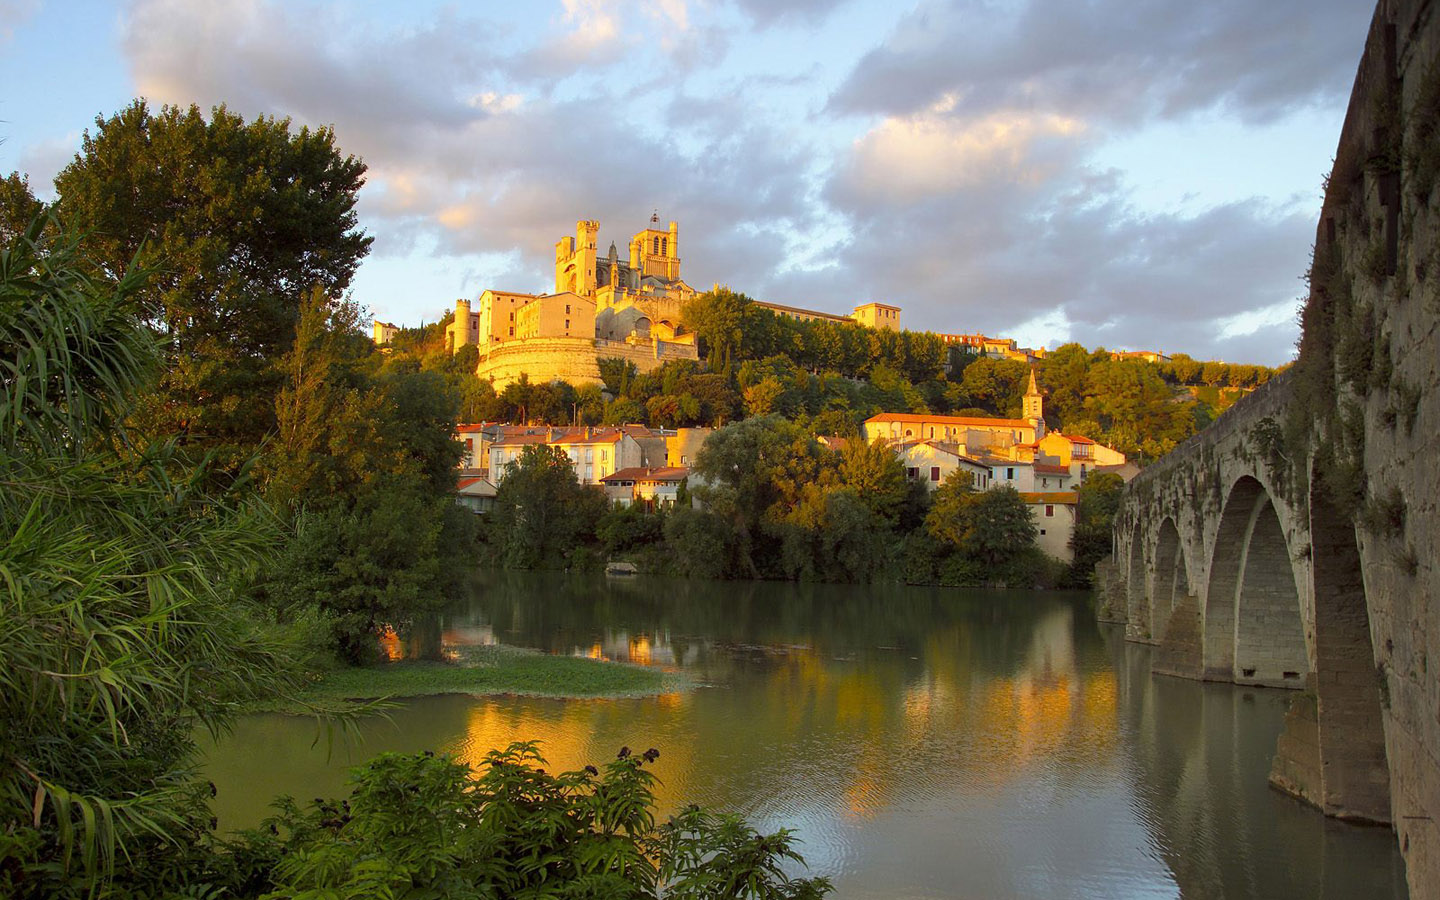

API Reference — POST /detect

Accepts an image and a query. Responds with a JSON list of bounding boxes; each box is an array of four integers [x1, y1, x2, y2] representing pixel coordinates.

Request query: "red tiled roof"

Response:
[[1061, 433, 1096, 444], [491, 427, 626, 448], [866, 412, 1032, 428], [1034, 464, 1070, 475], [601, 466, 689, 483]]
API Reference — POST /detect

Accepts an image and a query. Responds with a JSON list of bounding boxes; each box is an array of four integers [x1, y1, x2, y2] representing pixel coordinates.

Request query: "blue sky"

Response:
[[0, 0, 1373, 365]]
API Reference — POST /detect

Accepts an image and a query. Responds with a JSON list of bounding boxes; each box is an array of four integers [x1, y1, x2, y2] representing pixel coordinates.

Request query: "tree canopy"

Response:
[[52, 100, 372, 464]]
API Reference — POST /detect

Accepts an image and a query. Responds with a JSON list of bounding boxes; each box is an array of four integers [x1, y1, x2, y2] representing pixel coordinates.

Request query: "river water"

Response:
[[204, 571, 1408, 899]]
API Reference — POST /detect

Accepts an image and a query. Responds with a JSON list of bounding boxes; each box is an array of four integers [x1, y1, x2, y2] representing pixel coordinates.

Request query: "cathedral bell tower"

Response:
[[1023, 367, 1045, 437]]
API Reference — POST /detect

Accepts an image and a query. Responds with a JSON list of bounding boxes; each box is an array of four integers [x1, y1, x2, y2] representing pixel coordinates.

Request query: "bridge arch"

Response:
[[1203, 476, 1308, 686], [1150, 517, 1188, 639]]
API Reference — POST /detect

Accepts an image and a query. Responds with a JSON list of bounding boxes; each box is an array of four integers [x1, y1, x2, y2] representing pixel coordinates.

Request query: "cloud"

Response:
[[839, 105, 1086, 202], [830, 0, 1372, 126], [120, 0, 817, 297], [731, 0, 851, 28], [112, 0, 1340, 367], [0, 0, 39, 44]]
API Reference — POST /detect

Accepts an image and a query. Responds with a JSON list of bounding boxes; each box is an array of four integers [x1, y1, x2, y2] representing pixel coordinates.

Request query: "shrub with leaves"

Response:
[[244, 742, 831, 900]]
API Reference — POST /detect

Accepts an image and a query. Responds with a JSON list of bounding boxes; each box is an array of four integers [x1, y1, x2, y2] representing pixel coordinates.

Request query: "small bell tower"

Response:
[[1023, 367, 1045, 437]]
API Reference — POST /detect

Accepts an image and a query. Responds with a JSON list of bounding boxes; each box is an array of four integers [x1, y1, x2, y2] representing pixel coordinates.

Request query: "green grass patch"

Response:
[[251, 644, 688, 714]]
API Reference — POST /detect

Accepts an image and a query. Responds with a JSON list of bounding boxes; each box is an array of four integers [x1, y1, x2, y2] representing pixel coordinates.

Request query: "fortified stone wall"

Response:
[[475, 336, 700, 389]]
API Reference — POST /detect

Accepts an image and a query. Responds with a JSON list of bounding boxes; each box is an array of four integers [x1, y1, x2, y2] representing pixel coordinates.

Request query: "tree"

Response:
[[690, 417, 836, 577], [53, 100, 371, 465], [682, 287, 753, 375], [1067, 472, 1125, 586], [0, 171, 43, 244], [250, 744, 831, 899], [838, 438, 909, 525], [926, 478, 1037, 566], [488, 445, 605, 568]]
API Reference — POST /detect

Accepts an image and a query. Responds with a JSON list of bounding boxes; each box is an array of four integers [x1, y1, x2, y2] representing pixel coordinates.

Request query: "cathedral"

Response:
[[442, 216, 901, 389]]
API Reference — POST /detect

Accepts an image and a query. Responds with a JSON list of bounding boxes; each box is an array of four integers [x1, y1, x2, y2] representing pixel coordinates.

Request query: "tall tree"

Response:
[[0, 172, 43, 244], [53, 100, 371, 465]]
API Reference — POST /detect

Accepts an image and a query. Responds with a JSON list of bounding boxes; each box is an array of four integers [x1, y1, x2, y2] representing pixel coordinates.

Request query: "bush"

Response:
[[240, 743, 832, 899]]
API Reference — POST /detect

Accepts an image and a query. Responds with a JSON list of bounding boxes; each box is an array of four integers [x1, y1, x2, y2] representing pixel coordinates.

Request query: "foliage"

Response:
[[1066, 473, 1125, 588], [52, 99, 371, 467], [0, 217, 309, 896], [926, 478, 1037, 567], [0, 171, 44, 244], [487, 445, 607, 569], [599, 503, 667, 554], [241, 744, 829, 899], [258, 289, 474, 661]]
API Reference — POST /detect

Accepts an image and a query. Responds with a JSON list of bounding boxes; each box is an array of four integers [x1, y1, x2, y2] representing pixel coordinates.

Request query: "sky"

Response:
[[0, 0, 1375, 365]]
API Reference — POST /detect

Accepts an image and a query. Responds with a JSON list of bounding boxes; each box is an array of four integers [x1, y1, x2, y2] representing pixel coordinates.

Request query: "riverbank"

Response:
[[249, 644, 688, 713]]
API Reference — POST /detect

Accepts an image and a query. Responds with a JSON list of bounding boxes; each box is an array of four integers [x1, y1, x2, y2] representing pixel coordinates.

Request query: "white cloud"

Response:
[[842, 106, 1086, 203]]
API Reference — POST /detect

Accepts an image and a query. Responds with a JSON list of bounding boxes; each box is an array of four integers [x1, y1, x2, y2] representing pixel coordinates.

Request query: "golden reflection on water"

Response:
[[204, 576, 1411, 899]]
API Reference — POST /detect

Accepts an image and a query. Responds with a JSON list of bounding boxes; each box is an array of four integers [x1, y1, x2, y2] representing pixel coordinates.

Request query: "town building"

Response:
[[1021, 492, 1078, 562], [372, 320, 399, 345], [864, 368, 1048, 454], [455, 475, 497, 514], [755, 299, 902, 331], [487, 426, 644, 487], [894, 439, 993, 490], [599, 467, 689, 509], [1109, 350, 1171, 364], [1036, 431, 1127, 483]]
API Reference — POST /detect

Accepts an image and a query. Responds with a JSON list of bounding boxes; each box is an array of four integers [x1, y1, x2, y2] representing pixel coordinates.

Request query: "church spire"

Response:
[[1023, 367, 1044, 437]]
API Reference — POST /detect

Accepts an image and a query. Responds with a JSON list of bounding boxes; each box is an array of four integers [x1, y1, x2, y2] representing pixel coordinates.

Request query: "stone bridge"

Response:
[[1100, 1, 1440, 896]]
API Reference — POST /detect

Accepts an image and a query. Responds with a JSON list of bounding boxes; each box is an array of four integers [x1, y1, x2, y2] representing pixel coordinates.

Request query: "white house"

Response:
[[1021, 491, 1078, 562]]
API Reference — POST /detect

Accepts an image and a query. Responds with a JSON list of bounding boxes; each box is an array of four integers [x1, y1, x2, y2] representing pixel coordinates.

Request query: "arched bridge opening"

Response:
[[1204, 477, 1308, 688]]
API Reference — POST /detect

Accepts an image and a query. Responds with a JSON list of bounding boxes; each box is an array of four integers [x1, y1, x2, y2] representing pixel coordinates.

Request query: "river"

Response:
[[204, 571, 1408, 899]]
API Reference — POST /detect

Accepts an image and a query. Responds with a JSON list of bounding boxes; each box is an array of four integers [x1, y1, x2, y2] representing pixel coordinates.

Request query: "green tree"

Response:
[[0, 171, 43, 244], [1067, 472, 1125, 586], [53, 100, 371, 465], [838, 437, 909, 525], [926, 478, 1037, 566], [251, 744, 831, 899], [488, 445, 605, 569]]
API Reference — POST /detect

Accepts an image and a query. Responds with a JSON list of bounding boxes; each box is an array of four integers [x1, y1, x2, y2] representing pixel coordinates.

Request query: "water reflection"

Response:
[[203, 571, 1406, 899]]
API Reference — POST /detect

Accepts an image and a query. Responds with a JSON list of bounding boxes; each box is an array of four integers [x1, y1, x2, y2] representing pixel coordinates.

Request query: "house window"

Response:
[[508, 327, 514, 336], [1040, 528, 1047, 535], [1045, 505, 1054, 517], [565, 319, 570, 329], [1006, 467, 1015, 480], [566, 304, 571, 313], [907, 467, 919, 479], [930, 467, 940, 482]]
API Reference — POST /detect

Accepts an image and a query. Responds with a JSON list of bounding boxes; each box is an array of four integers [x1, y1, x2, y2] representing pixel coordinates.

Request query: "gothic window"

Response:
[[661, 238, 668, 255]]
